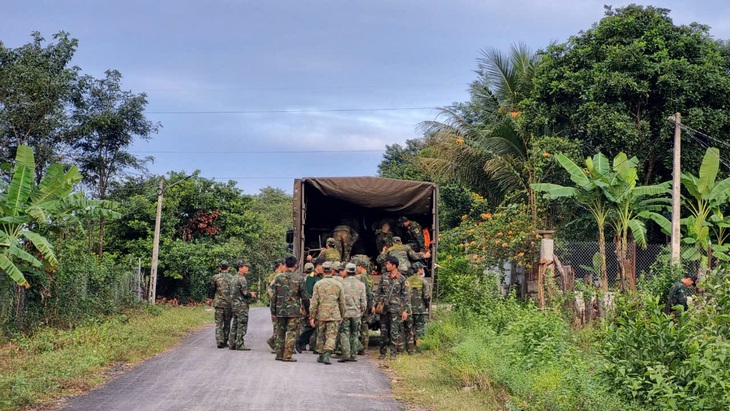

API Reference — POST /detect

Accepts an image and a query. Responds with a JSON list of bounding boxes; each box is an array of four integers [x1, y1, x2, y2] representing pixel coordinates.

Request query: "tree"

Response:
[[69, 69, 159, 257], [680, 147, 730, 264], [377, 139, 428, 180], [0, 145, 119, 287], [0, 32, 79, 183], [529, 5, 730, 184]]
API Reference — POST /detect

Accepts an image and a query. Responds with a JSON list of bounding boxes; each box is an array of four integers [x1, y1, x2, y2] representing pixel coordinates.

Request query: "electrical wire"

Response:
[[145, 107, 437, 114]]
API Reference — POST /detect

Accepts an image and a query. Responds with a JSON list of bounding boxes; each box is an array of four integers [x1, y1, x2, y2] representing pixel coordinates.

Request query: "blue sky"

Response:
[[3, 1, 729, 194]]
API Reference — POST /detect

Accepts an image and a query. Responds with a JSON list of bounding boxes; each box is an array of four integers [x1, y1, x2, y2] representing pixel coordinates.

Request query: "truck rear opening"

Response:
[[291, 177, 438, 276]]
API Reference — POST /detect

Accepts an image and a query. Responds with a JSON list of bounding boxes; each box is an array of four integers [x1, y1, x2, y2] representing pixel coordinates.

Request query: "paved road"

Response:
[[56, 307, 402, 411]]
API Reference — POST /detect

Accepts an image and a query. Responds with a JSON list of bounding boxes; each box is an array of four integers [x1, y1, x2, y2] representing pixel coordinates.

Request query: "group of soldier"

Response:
[[210, 215, 432, 364]]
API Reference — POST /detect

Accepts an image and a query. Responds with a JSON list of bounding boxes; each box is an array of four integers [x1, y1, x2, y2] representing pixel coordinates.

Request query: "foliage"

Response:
[[0, 31, 80, 182], [602, 270, 730, 410], [680, 147, 730, 263], [0, 145, 119, 286], [529, 4, 730, 184], [377, 138, 428, 181]]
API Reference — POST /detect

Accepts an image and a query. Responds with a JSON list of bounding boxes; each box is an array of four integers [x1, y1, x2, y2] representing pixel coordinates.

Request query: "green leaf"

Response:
[[555, 153, 592, 189], [698, 147, 720, 196], [7, 244, 42, 267], [6, 145, 35, 215], [708, 177, 730, 206], [0, 215, 30, 224], [531, 183, 578, 199], [638, 211, 671, 234], [20, 231, 57, 267], [0, 253, 27, 286], [591, 152, 610, 177], [628, 219, 647, 246]]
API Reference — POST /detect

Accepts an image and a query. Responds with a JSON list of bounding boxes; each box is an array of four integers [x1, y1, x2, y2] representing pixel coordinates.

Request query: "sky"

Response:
[[3, 0, 729, 194]]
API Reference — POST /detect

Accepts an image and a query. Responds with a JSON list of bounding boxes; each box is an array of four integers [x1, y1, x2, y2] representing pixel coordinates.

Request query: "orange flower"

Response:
[[510, 111, 521, 118], [461, 214, 468, 220], [497, 231, 503, 236], [484, 213, 492, 220], [517, 252, 525, 257], [472, 254, 478, 260], [543, 152, 551, 157], [502, 242, 508, 247], [508, 230, 513, 235], [456, 137, 465, 144]]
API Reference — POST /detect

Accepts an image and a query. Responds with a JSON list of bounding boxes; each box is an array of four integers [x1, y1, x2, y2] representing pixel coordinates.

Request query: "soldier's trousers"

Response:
[[274, 317, 299, 359], [297, 318, 317, 349], [379, 313, 404, 354], [228, 307, 249, 349], [333, 232, 353, 262], [266, 316, 277, 349], [315, 320, 339, 353], [359, 314, 370, 350], [214, 306, 232, 346], [339, 317, 362, 358]]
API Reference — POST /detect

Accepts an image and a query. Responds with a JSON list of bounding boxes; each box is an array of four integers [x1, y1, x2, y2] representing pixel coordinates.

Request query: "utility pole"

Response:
[[149, 178, 164, 304], [669, 112, 682, 266]]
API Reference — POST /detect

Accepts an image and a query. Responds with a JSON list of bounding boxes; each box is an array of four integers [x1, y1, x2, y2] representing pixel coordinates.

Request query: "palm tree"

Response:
[[418, 43, 541, 219]]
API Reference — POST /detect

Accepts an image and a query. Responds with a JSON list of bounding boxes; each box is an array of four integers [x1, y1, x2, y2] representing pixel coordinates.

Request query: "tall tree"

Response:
[[377, 138, 428, 180], [69, 69, 159, 257], [529, 5, 730, 184], [0, 32, 79, 182]]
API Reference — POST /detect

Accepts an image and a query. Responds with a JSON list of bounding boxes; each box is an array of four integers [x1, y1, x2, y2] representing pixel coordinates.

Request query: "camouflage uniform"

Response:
[[318, 247, 341, 262], [296, 271, 323, 351], [310, 276, 345, 364], [404, 220, 425, 252], [667, 280, 694, 311], [355, 269, 374, 352], [332, 225, 359, 263], [270, 268, 309, 361], [404, 274, 431, 352], [376, 272, 411, 357], [375, 230, 394, 253], [376, 242, 424, 275], [211, 271, 234, 347], [228, 273, 254, 350], [339, 274, 367, 361], [265, 270, 280, 350]]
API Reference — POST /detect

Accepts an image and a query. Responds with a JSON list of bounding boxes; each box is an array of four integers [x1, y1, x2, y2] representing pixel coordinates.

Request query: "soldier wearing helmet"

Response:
[[376, 236, 430, 275], [397, 216, 425, 252]]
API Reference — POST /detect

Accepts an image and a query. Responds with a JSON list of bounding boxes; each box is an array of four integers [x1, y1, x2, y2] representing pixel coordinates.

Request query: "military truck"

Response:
[[286, 176, 438, 329]]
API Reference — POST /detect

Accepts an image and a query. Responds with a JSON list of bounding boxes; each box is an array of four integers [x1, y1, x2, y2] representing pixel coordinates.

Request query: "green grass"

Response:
[[376, 351, 509, 411], [0, 304, 212, 411]]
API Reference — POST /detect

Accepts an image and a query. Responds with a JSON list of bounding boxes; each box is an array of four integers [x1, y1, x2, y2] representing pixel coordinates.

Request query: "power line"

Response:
[[144, 107, 437, 114], [129, 149, 385, 154]]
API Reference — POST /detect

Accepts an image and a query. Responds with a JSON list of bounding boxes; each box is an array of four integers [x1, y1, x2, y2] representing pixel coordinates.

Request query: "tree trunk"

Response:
[[598, 225, 608, 292], [15, 285, 25, 329], [98, 216, 105, 259]]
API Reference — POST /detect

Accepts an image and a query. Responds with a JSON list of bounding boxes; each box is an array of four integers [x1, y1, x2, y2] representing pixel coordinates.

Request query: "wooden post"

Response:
[[629, 239, 637, 291], [149, 178, 164, 304], [669, 113, 682, 266]]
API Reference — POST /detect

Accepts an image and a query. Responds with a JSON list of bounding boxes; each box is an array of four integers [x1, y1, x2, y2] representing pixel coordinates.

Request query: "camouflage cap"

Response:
[[322, 261, 333, 271], [274, 258, 285, 268], [304, 262, 315, 272], [332, 262, 343, 271], [397, 216, 408, 224], [354, 257, 369, 267], [219, 260, 230, 269], [345, 263, 357, 274], [326, 237, 336, 246], [412, 261, 426, 270], [392, 236, 402, 243], [234, 260, 250, 269]]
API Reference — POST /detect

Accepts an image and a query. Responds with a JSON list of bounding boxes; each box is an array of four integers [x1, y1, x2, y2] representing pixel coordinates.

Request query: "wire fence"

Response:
[[554, 241, 703, 288]]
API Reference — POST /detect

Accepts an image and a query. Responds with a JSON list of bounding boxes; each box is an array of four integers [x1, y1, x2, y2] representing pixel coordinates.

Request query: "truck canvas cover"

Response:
[[302, 177, 436, 214]]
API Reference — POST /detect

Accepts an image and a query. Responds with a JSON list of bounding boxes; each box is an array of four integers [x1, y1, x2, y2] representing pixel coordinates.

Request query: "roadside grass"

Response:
[[382, 351, 510, 411], [0, 304, 212, 411]]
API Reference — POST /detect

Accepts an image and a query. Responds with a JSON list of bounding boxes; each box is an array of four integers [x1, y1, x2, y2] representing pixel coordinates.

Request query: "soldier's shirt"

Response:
[[211, 272, 234, 308], [230, 274, 253, 307], [377, 273, 411, 314], [376, 243, 422, 272], [406, 221, 425, 250], [342, 276, 367, 318], [310, 276, 346, 321], [270, 269, 309, 318], [407, 275, 431, 315], [667, 280, 693, 310], [318, 247, 341, 262]]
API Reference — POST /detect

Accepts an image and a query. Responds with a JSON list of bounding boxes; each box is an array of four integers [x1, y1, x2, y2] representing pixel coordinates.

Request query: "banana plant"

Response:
[[532, 152, 612, 291], [680, 147, 730, 264], [0, 145, 120, 287]]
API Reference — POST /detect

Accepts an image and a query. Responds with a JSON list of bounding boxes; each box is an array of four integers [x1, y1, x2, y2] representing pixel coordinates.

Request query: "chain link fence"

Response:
[[554, 241, 704, 288]]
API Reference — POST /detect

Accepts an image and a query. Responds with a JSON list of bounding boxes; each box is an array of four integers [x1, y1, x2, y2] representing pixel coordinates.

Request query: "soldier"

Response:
[[374, 256, 411, 360], [297, 259, 323, 353], [332, 221, 359, 263], [270, 256, 309, 362], [229, 260, 257, 350], [667, 272, 697, 312], [404, 261, 431, 354], [338, 263, 367, 362], [318, 238, 342, 262], [375, 221, 394, 252], [376, 236, 430, 275], [331, 261, 345, 356], [397, 216, 425, 252], [310, 261, 346, 365], [266, 259, 287, 352], [210, 260, 234, 348], [354, 258, 374, 354]]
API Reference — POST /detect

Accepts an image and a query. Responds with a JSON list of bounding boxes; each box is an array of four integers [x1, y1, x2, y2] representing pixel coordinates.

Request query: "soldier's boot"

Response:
[[322, 351, 332, 365], [415, 340, 422, 354], [390, 350, 397, 360], [348, 356, 358, 362], [337, 357, 349, 363], [317, 354, 324, 363], [378, 351, 386, 360], [296, 343, 304, 354], [281, 357, 297, 362], [267, 336, 275, 351], [217, 343, 225, 349]]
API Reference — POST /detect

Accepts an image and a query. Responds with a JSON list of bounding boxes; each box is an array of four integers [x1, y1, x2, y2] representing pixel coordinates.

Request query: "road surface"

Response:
[[56, 307, 402, 411]]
